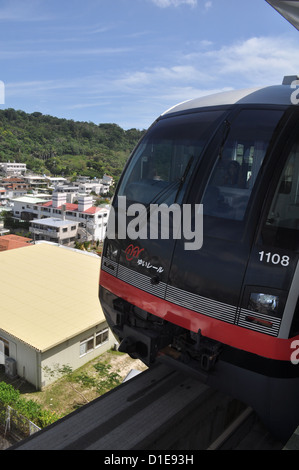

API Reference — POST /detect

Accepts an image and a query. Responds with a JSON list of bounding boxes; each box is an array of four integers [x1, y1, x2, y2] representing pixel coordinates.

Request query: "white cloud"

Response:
[[204, 1, 212, 10], [0, 0, 51, 21], [209, 36, 299, 85], [151, 0, 197, 8], [181, 35, 299, 87], [5, 34, 299, 129], [115, 35, 299, 94]]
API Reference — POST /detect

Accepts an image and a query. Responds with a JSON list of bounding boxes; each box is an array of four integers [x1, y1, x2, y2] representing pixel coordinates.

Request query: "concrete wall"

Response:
[[0, 329, 40, 389], [40, 321, 115, 389]]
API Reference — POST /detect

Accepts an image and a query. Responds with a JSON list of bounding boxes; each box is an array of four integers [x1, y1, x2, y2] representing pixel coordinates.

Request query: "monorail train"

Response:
[[99, 76, 299, 440]]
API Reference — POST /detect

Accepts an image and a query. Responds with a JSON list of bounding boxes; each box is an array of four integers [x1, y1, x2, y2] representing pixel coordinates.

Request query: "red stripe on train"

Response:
[[100, 269, 297, 362]]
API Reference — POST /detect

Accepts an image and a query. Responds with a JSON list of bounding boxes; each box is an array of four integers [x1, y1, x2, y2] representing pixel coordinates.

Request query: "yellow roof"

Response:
[[0, 243, 104, 352]]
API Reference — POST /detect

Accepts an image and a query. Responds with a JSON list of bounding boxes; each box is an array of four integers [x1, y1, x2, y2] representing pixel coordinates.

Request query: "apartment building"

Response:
[[30, 218, 79, 246], [12, 195, 51, 221], [22, 175, 49, 192], [41, 193, 109, 242], [0, 162, 27, 176], [12, 193, 109, 241], [2, 177, 30, 193]]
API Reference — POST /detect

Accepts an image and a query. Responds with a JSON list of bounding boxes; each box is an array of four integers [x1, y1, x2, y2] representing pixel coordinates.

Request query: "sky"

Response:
[[0, 0, 299, 130]]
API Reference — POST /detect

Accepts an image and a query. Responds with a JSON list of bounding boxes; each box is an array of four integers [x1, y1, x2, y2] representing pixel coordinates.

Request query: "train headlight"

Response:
[[248, 293, 279, 315]]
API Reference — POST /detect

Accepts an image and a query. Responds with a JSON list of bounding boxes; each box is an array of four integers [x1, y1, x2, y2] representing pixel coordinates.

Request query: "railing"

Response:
[[31, 227, 58, 237], [0, 402, 40, 443]]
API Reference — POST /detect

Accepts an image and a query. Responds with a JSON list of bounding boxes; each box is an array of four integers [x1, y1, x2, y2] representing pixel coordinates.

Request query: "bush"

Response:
[[0, 382, 20, 405], [0, 382, 60, 428]]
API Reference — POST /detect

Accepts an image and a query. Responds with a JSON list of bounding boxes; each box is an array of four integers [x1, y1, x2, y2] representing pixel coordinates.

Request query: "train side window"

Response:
[[202, 109, 283, 221], [263, 141, 299, 250]]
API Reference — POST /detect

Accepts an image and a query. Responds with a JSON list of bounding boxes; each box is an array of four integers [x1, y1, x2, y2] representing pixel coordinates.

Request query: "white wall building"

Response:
[[12, 195, 50, 221], [12, 193, 109, 241], [0, 162, 27, 176], [0, 243, 114, 390], [30, 217, 79, 246], [41, 193, 109, 242], [72, 179, 109, 195]]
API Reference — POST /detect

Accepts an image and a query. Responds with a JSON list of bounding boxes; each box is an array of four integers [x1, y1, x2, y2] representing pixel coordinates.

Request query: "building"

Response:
[[52, 185, 81, 203], [41, 193, 109, 242], [74, 180, 109, 196], [22, 175, 49, 192], [0, 243, 114, 390], [0, 162, 27, 176], [43, 176, 67, 188], [12, 195, 51, 221], [102, 174, 114, 186], [1, 177, 30, 195], [0, 234, 32, 251], [30, 217, 78, 246], [12, 193, 109, 242]]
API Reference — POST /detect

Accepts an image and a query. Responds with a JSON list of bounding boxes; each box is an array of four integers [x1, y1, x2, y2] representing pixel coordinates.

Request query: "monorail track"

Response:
[[10, 362, 284, 450], [207, 407, 283, 450]]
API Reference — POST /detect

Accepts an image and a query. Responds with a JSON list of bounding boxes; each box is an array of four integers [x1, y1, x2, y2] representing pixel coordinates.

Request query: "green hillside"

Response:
[[0, 108, 146, 184]]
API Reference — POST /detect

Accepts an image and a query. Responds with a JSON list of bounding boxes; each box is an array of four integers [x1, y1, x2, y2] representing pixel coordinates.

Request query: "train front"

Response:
[[99, 109, 227, 367]]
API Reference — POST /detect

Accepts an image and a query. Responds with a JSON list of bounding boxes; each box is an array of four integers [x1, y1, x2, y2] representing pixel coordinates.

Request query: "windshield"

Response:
[[117, 110, 225, 205], [202, 109, 284, 221]]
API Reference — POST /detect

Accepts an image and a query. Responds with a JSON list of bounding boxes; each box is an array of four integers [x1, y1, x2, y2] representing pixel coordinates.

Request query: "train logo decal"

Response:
[[124, 244, 144, 261]]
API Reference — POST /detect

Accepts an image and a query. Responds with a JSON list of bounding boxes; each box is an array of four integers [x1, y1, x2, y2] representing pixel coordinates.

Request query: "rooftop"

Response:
[[42, 201, 105, 214], [0, 234, 32, 251], [32, 217, 78, 227], [0, 243, 103, 352], [12, 195, 49, 204]]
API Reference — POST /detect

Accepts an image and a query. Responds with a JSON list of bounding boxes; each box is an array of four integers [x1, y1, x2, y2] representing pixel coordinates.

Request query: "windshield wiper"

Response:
[[174, 155, 194, 202], [148, 155, 195, 206]]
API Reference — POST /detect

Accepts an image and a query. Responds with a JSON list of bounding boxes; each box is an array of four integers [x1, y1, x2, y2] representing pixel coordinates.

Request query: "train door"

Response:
[[166, 108, 285, 339], [239, 112, 299, 349]]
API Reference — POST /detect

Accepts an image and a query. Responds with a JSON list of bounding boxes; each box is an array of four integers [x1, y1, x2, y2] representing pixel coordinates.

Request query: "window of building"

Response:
[[95, 328, 109, 348], [0, 337, 9, 356], [79, 328, 109, 356], [80, 336, 94, 356]]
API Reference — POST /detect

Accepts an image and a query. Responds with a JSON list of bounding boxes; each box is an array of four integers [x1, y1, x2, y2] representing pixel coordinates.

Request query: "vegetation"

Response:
[[0, 381, 59, 428], [21, 350, 146, 424], [0, 351, 125, 430], [0, 108, 146, 183]]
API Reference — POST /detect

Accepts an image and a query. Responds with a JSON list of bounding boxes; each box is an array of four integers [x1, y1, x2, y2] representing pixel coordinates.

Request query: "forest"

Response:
[[0, 108, 146, 184]]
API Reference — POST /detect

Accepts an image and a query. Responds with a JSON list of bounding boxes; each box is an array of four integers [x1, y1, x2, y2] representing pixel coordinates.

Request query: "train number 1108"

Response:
[[259, 251, 290, 267]]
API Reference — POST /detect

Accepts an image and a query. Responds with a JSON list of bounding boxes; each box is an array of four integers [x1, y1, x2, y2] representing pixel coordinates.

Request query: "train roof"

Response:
[[162, 76, 299, 116]]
